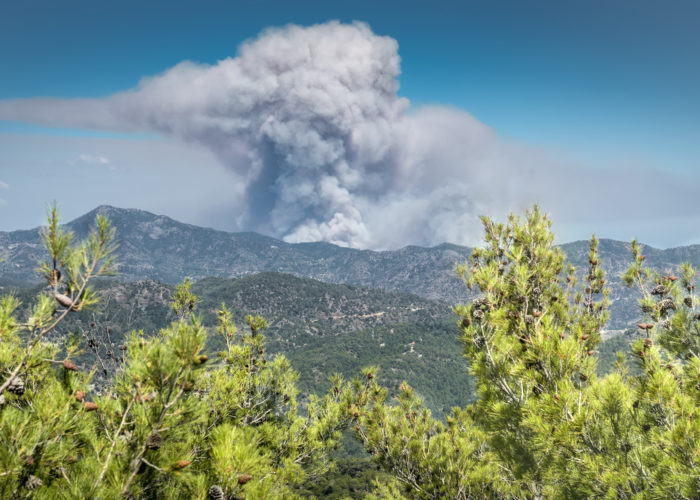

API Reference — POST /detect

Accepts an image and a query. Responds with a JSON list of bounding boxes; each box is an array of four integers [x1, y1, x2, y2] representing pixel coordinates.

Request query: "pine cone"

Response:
[[63, 360, 78, 371], [75, 390, 86, 402], [25, 475, 43, 490], [659, 298, 676, 314], [237, 474, 252, 485], [8, 376, 24, 395], [651, 285, 667, 296], [208, 485, 225, 500], [472, 297, 491, 310], [172, 460, 191, 470], [684, 297, 693, 308], [146, 432, 163, 450], [82, 401, 99, 411], [55, 292, 74, 309]]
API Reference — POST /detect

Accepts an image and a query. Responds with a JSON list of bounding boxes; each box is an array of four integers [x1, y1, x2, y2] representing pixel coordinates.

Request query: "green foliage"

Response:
[[288, 321, 475, 419], [0, 209, 369, 499], [296, 457, 388, 499], [354, 207, 700, 499], [0, 206, 118, 497], [171, 277, 196, 319], [9, 274, 465, 416]]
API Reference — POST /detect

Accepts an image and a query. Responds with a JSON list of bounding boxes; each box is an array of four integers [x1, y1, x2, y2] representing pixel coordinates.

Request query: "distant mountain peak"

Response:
[[73, 205, 167, 222]]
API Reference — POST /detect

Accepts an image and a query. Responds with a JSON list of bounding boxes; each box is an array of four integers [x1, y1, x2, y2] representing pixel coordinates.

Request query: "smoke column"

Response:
[[2, 21, 695, 248]]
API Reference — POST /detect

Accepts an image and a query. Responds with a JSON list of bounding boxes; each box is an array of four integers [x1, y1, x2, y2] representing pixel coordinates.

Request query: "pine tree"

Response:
[[0, 204, 117, 498], [354, 207, 700, 499], [0, 207, 371, 499]]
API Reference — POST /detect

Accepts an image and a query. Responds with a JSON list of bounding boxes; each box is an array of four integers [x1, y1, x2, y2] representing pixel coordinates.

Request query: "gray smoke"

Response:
[[1, 21, 698, 248]]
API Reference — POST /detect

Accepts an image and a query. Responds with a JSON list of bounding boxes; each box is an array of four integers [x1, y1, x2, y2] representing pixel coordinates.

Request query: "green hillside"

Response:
[[10, 272, 647, 420]]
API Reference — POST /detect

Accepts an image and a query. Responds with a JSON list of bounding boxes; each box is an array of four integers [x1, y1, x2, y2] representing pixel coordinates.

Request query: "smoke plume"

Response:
[[1, 21, 698, 248]]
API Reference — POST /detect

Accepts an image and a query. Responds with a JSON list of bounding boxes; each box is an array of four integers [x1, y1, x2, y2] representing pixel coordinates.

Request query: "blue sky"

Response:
[[1, 0, 699, 248]]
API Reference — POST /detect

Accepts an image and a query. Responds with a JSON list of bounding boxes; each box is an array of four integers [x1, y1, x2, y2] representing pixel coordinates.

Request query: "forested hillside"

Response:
[[10, 272, 645, 418], [11, 273, 471, 415]]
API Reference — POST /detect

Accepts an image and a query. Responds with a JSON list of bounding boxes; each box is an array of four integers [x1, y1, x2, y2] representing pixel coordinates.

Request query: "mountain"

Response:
[[3, 205, 699, 329], [0, 205, 472, 303]]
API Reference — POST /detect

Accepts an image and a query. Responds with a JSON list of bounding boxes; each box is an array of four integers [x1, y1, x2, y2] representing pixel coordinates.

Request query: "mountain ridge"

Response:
[[3, 205, 700, 329], [13, 204, 697, 255]]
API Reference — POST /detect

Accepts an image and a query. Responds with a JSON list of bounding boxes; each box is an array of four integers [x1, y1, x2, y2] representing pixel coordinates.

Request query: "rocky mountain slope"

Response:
[[0, 206, 472, 302], [3, 206, 699, 329]]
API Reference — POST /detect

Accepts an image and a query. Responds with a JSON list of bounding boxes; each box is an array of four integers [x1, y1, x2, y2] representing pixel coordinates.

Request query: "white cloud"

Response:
[[0, 180, 8, 189], [78, 154, 110, 165], [0, 21, 698, 248], [66, 154, 116, 170]]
